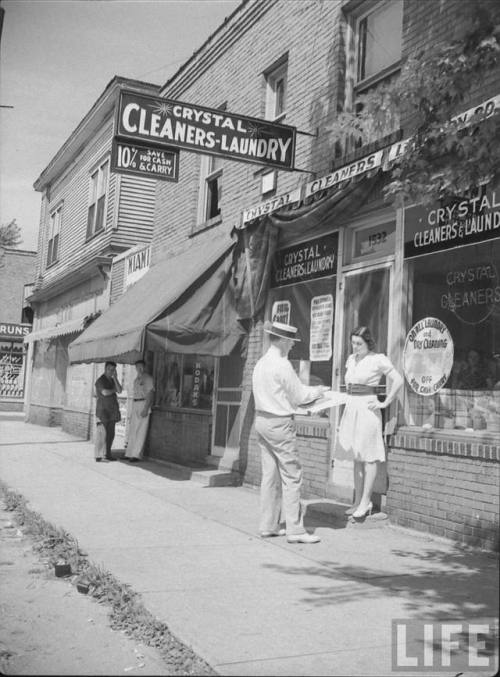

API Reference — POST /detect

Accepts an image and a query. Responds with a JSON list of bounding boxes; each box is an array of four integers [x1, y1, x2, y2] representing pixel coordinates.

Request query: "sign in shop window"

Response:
[[271, 232, 338, 288], [352, 220, 396, 260], [0, 340, 25, 399], [404, 184, 500, 258], [153, 352, 214, 411], [404, 238, 500, 433]]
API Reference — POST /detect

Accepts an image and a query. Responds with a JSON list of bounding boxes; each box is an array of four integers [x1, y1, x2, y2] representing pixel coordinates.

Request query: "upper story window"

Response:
[[265, 58, 288, 122], [197, 153, 223, 229], [47, 204, 62, 267], [355, 0, 403, 91], [86, 158, 109, 240]]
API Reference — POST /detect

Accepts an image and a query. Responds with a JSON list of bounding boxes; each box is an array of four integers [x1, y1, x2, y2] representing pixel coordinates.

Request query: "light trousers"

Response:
[[255, 414, 305, 536], [125, 401, 150, 459]]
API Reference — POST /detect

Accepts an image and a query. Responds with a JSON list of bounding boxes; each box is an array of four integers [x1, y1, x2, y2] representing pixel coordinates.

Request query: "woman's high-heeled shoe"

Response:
[[352, 501, 373, 520], [344, 505, 359, 516]]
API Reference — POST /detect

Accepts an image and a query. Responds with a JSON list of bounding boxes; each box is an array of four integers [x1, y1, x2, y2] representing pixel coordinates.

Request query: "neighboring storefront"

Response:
[[0, 323, 31, 411]]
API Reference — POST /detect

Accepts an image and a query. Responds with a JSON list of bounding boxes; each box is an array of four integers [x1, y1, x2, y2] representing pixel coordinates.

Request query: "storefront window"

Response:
[[153, 352, 214, 411], [404, 239, 500, 433], [268, 233, 339, 415]]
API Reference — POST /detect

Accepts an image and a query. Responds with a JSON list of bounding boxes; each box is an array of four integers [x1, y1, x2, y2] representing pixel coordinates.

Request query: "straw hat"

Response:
[[264, 320, 301, 341]]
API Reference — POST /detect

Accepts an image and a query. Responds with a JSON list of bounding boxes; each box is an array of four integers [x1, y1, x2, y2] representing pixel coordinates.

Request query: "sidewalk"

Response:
[[0, 413, 498, 677]]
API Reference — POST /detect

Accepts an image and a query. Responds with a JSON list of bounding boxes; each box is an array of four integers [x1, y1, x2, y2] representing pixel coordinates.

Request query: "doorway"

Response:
[[212, 355, 244, 467]]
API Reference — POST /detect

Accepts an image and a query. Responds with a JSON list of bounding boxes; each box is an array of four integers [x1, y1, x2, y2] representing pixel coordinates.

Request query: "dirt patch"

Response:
[[0, 506, 168, 676]]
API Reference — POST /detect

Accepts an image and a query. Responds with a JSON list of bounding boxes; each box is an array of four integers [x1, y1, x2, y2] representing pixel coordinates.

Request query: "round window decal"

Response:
[[403, 318, 454, 396]]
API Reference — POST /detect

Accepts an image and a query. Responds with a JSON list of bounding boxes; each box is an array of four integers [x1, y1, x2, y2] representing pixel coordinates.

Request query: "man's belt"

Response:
[[256, 410, 294, 419], [133, 398, 146, 401], [346, 384, 381, 395]]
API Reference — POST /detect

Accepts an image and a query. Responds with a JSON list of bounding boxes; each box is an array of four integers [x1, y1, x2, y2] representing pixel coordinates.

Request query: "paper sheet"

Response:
[[296, 390, 349, 414]]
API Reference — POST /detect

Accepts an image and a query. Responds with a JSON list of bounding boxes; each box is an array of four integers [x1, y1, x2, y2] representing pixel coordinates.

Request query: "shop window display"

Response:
[[153, 352, 214, 411], [405, 239, 499, 433], [268, 277, 335, 417]]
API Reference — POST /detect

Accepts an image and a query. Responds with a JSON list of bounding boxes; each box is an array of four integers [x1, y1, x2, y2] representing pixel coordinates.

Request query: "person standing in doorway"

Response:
[[252, 320, 328, 544], [95, 361, 123, 462], [124, 359, 155, 463], [338, 326, 403, 520]]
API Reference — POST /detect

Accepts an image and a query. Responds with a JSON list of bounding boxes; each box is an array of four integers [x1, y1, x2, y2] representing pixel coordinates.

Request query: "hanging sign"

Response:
[[309, 294, 334, 361], [271, 232, 338, 288], [116, 90, 296, 170], [242, 188, 301, 224], [111, 138, 179, 182], [403, 317, 454, 396], [404, 184, 500, 258], [305, 151, 383, 198]]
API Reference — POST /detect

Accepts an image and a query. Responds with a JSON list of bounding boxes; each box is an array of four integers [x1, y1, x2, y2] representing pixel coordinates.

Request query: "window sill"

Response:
[[389, 426, 500, 461], [85, 227, 105, 244], [190, 214, 222, 236], [354, 62, 401, 95], [152, 405, 211, 416], [46, 259, 59, 269]]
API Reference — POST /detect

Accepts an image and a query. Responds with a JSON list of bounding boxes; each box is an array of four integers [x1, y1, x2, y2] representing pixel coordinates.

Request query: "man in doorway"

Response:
[[252, 320, 328, 543], [124, 359, 155, 463], [95, 361, 122, 461]]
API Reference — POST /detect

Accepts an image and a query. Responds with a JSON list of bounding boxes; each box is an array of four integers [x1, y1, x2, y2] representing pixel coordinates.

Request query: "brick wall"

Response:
[[147, 410, 211, 464], [61, 408, 91, 439], [387, 433, 500, 551], [0, 248, 36, 323], [28, 403, 62, 427]]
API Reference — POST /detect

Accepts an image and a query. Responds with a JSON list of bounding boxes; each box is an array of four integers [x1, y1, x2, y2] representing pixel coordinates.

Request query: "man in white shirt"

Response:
[[252, 321, 327, 544]]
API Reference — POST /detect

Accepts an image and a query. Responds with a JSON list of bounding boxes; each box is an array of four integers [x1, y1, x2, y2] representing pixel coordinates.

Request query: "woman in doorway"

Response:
[[338, 326, 403, 520]]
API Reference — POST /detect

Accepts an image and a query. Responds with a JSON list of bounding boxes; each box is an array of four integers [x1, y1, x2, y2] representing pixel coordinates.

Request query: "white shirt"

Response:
[[252, 344, 320, 415], [345, 353, 394, 386]]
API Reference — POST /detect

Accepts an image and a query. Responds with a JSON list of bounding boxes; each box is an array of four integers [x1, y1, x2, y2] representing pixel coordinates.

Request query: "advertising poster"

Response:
[[403, 318, 454, 396], [309, 295, 333, 361]]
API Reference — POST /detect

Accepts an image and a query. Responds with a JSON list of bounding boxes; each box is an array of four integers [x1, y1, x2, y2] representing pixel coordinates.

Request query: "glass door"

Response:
[[331, 263, 393, 499]]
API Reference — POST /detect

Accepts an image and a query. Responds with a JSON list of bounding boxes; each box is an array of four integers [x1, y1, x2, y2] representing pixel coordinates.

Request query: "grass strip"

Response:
[[0, 480, 217, 676]]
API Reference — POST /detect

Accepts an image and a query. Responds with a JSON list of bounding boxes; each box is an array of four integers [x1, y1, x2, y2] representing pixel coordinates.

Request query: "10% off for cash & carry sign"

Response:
[[403, 317, 454, 396]]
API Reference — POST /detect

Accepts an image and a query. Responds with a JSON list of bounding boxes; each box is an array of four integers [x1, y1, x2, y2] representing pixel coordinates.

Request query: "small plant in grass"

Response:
[[0, 481, 217, 675]]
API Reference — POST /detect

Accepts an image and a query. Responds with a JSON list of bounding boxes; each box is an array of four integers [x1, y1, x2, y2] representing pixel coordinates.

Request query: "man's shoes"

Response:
[[95, 458, 102, 462], [105, 455, 117, 462], [287, 532, 320, 544], [260, 528, 286, 538], [127, 457, 140, 463]]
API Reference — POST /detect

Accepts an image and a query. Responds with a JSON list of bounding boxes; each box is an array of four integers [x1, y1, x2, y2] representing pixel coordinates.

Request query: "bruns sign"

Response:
[[116, 90, 296, 170], [0, 323, 31, 341]]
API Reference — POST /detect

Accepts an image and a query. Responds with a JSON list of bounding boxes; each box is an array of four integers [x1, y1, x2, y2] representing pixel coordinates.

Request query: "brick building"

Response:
[[69, 0, 499, 548], [0, 246, 35, 410]]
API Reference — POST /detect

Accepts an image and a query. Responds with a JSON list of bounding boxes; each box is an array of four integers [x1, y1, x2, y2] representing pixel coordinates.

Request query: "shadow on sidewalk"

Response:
[[260, 540, 499, 631]]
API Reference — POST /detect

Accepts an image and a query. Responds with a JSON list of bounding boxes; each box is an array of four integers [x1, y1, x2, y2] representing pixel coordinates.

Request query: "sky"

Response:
[[0, 0, 240, 251]]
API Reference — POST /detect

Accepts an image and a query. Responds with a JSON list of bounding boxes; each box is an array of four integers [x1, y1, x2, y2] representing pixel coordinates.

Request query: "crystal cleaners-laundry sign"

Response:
[[404, 184, 500, 258], [116, 90, 296, 170], [271, 233, 338, 288]]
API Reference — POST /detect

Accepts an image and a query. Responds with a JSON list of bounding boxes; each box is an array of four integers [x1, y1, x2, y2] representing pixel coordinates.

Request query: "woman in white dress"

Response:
[[338, 326, 403, 519]]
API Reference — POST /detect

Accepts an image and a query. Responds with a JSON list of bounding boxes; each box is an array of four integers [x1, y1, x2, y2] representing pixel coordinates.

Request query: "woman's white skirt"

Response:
[[337, 395, 386, 462]]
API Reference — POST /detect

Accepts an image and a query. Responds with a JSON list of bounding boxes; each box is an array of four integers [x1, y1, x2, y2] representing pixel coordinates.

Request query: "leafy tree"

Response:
[[328, 0, 500, 205], [0, 219, 22, 247]]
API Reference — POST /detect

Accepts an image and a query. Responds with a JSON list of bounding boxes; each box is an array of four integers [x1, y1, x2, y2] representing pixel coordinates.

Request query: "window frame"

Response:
[[353, 0, 403, 94], [86, 157, 110, 241], [47, 203, 63, 268], [195, 153, 223, 234], [265, 58, 288, 122]]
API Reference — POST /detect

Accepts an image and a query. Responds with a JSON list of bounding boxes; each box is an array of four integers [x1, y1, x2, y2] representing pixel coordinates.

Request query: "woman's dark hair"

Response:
[[351, 326, 376, 351], [105, 360, 117, 368]]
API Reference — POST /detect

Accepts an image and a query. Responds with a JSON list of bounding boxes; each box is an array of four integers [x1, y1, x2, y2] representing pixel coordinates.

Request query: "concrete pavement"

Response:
[[0, 412, 498, 677]]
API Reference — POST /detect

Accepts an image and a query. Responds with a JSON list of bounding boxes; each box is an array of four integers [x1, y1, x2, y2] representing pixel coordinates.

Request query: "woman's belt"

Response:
[[346, 384, 380, 395]]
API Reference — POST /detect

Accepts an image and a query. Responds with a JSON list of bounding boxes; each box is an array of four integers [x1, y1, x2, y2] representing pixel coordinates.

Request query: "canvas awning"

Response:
[[68, 233, 245, 364], [24, 317, 87, 343]]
